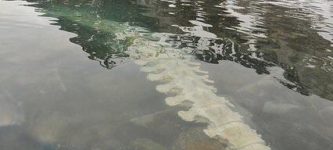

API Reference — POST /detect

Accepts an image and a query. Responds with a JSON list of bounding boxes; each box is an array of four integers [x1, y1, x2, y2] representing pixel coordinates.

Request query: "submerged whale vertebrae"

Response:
[[116, 25, 271, 150]]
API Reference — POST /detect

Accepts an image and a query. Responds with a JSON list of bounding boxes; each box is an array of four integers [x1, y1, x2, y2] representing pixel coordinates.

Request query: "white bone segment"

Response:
[[116, 26, 271, 150]]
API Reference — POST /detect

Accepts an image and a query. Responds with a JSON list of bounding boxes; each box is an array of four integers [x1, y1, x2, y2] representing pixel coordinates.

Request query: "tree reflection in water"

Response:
[[27, 0, 333, 100]]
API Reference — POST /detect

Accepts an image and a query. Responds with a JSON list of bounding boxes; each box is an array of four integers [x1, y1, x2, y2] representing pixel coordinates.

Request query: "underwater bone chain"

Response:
[[116, 25, 271, 150]]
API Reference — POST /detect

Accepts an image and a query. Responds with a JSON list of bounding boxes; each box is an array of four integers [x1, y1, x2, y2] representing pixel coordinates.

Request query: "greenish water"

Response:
[[0, 0, 333, 150], [27, 0, 333, 100]]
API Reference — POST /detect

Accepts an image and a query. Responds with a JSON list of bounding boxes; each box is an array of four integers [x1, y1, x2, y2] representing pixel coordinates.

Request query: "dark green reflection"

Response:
[[28, 0, 139, 69], [26, 0, 333, 100]]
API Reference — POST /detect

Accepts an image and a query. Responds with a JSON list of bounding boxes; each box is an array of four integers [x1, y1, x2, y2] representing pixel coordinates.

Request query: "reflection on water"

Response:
[[130, 0, 333, 100], [26, 0, 333, 100], [1, 0, 333, 150]]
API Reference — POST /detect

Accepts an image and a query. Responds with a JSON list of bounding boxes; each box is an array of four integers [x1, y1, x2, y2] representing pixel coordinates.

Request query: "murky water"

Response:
[[0, 0, 333, 150]]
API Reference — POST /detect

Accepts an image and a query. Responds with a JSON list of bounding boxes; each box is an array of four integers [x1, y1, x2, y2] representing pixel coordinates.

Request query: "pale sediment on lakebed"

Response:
[[116, 28, 272, 150]]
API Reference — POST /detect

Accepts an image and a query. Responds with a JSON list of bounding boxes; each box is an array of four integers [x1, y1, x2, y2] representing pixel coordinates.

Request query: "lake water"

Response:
[[0, 0, 333, 150]]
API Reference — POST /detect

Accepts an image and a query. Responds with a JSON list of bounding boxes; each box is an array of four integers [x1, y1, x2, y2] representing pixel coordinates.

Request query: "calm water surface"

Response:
[[0, 0, 333, 150]]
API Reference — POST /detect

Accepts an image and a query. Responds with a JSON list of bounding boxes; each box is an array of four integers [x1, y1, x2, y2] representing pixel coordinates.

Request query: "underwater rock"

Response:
[[262, 101, 300, 115], [130, 138, 167, 150], [0, 92, 24, 127], [28, 112, 70, 144], [130, 108, 182, 127], [0, 126, 54, 150], [130, 108, 190, 141], [318, 106, 333, 126], [0, 126, 34, 150], [130, 109, 174, 128], [172, 128, 227, 150]]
